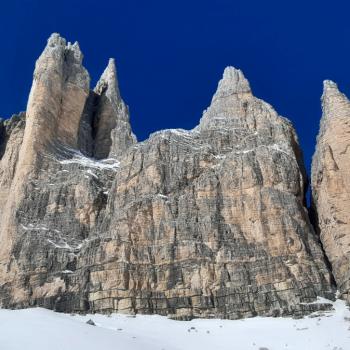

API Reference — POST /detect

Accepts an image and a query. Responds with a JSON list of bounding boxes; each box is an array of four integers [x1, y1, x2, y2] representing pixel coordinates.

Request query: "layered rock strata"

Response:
[[0, 34, 335, 319], [312, 81, 350, 302]]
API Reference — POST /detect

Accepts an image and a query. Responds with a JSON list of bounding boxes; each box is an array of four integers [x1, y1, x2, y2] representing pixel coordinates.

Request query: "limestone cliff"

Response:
[[0, 34, 335, 319], [312, 80, 350, 302]]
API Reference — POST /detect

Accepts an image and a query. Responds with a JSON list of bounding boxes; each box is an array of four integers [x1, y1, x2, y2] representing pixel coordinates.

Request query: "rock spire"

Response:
[[92, 58, 136, 159], [312, 80, 350, 302]]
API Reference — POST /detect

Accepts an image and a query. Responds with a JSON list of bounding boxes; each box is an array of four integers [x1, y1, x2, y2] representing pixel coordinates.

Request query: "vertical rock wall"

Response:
[[312, 81, 350, 302]]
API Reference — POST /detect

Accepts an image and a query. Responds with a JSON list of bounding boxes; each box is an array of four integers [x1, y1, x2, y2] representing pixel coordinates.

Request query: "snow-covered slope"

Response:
[[0, 299, 349, 350]]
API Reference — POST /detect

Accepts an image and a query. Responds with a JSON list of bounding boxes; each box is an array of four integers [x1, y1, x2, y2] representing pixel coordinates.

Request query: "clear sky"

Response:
[[1, 0, 350, 176]]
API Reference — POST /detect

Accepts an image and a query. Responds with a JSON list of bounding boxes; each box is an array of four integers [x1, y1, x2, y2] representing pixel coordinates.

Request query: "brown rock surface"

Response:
[[312, 80, 350, 301], [0, 34, 335, 319]]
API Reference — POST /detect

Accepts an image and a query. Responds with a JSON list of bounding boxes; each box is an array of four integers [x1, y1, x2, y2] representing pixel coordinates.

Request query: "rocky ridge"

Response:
[[0, 34, 338, 319]]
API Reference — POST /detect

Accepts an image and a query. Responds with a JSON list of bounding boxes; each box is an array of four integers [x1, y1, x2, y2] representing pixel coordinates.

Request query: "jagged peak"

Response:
[[91, 58, 136, 159], [47, 32, 66, 48], [66, 41, 84, 63], [106, 58, 117, 73], [322, 79, 350, 106], [46, 33, 80, 50], [323, 79, 338, 89], [320, 79, 350, 125], [322, 80, 341, 97], [34, 33, 89, 91], [40, 33, 66, 61], [212, 66, 251, 102], [41, 33, 85, 65], [94, 58, 121, 103]]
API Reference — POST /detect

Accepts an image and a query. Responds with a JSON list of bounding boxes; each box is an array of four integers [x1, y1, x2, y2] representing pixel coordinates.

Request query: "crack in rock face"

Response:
[[0, 33, 338, 319]]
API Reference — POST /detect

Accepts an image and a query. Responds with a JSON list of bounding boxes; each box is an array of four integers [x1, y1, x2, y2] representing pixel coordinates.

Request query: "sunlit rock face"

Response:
[[312, 81, 350, 303], [0, 34, 334, 319]]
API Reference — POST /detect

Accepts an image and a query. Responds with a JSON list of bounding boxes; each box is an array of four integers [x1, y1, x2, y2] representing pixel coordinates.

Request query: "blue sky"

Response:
[[1, 0, 350, 175]]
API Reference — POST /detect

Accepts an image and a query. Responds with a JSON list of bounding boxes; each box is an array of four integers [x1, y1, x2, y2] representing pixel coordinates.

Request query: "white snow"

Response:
[[21, 224, 49, 231], [214, 154, 227, 159], [57, 149, 120, 171], [234, 143, 292, 157], [0, 298, 350, 350], [150, 128, 199, 139], [85, 169, 99, 179], [47, 239, 72, 249]]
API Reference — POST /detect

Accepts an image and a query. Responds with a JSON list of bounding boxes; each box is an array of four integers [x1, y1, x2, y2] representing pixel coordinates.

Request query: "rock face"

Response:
[[311, 81, 350, 302], [0, 34, 335, 319], [0, 112, 26, 215]]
